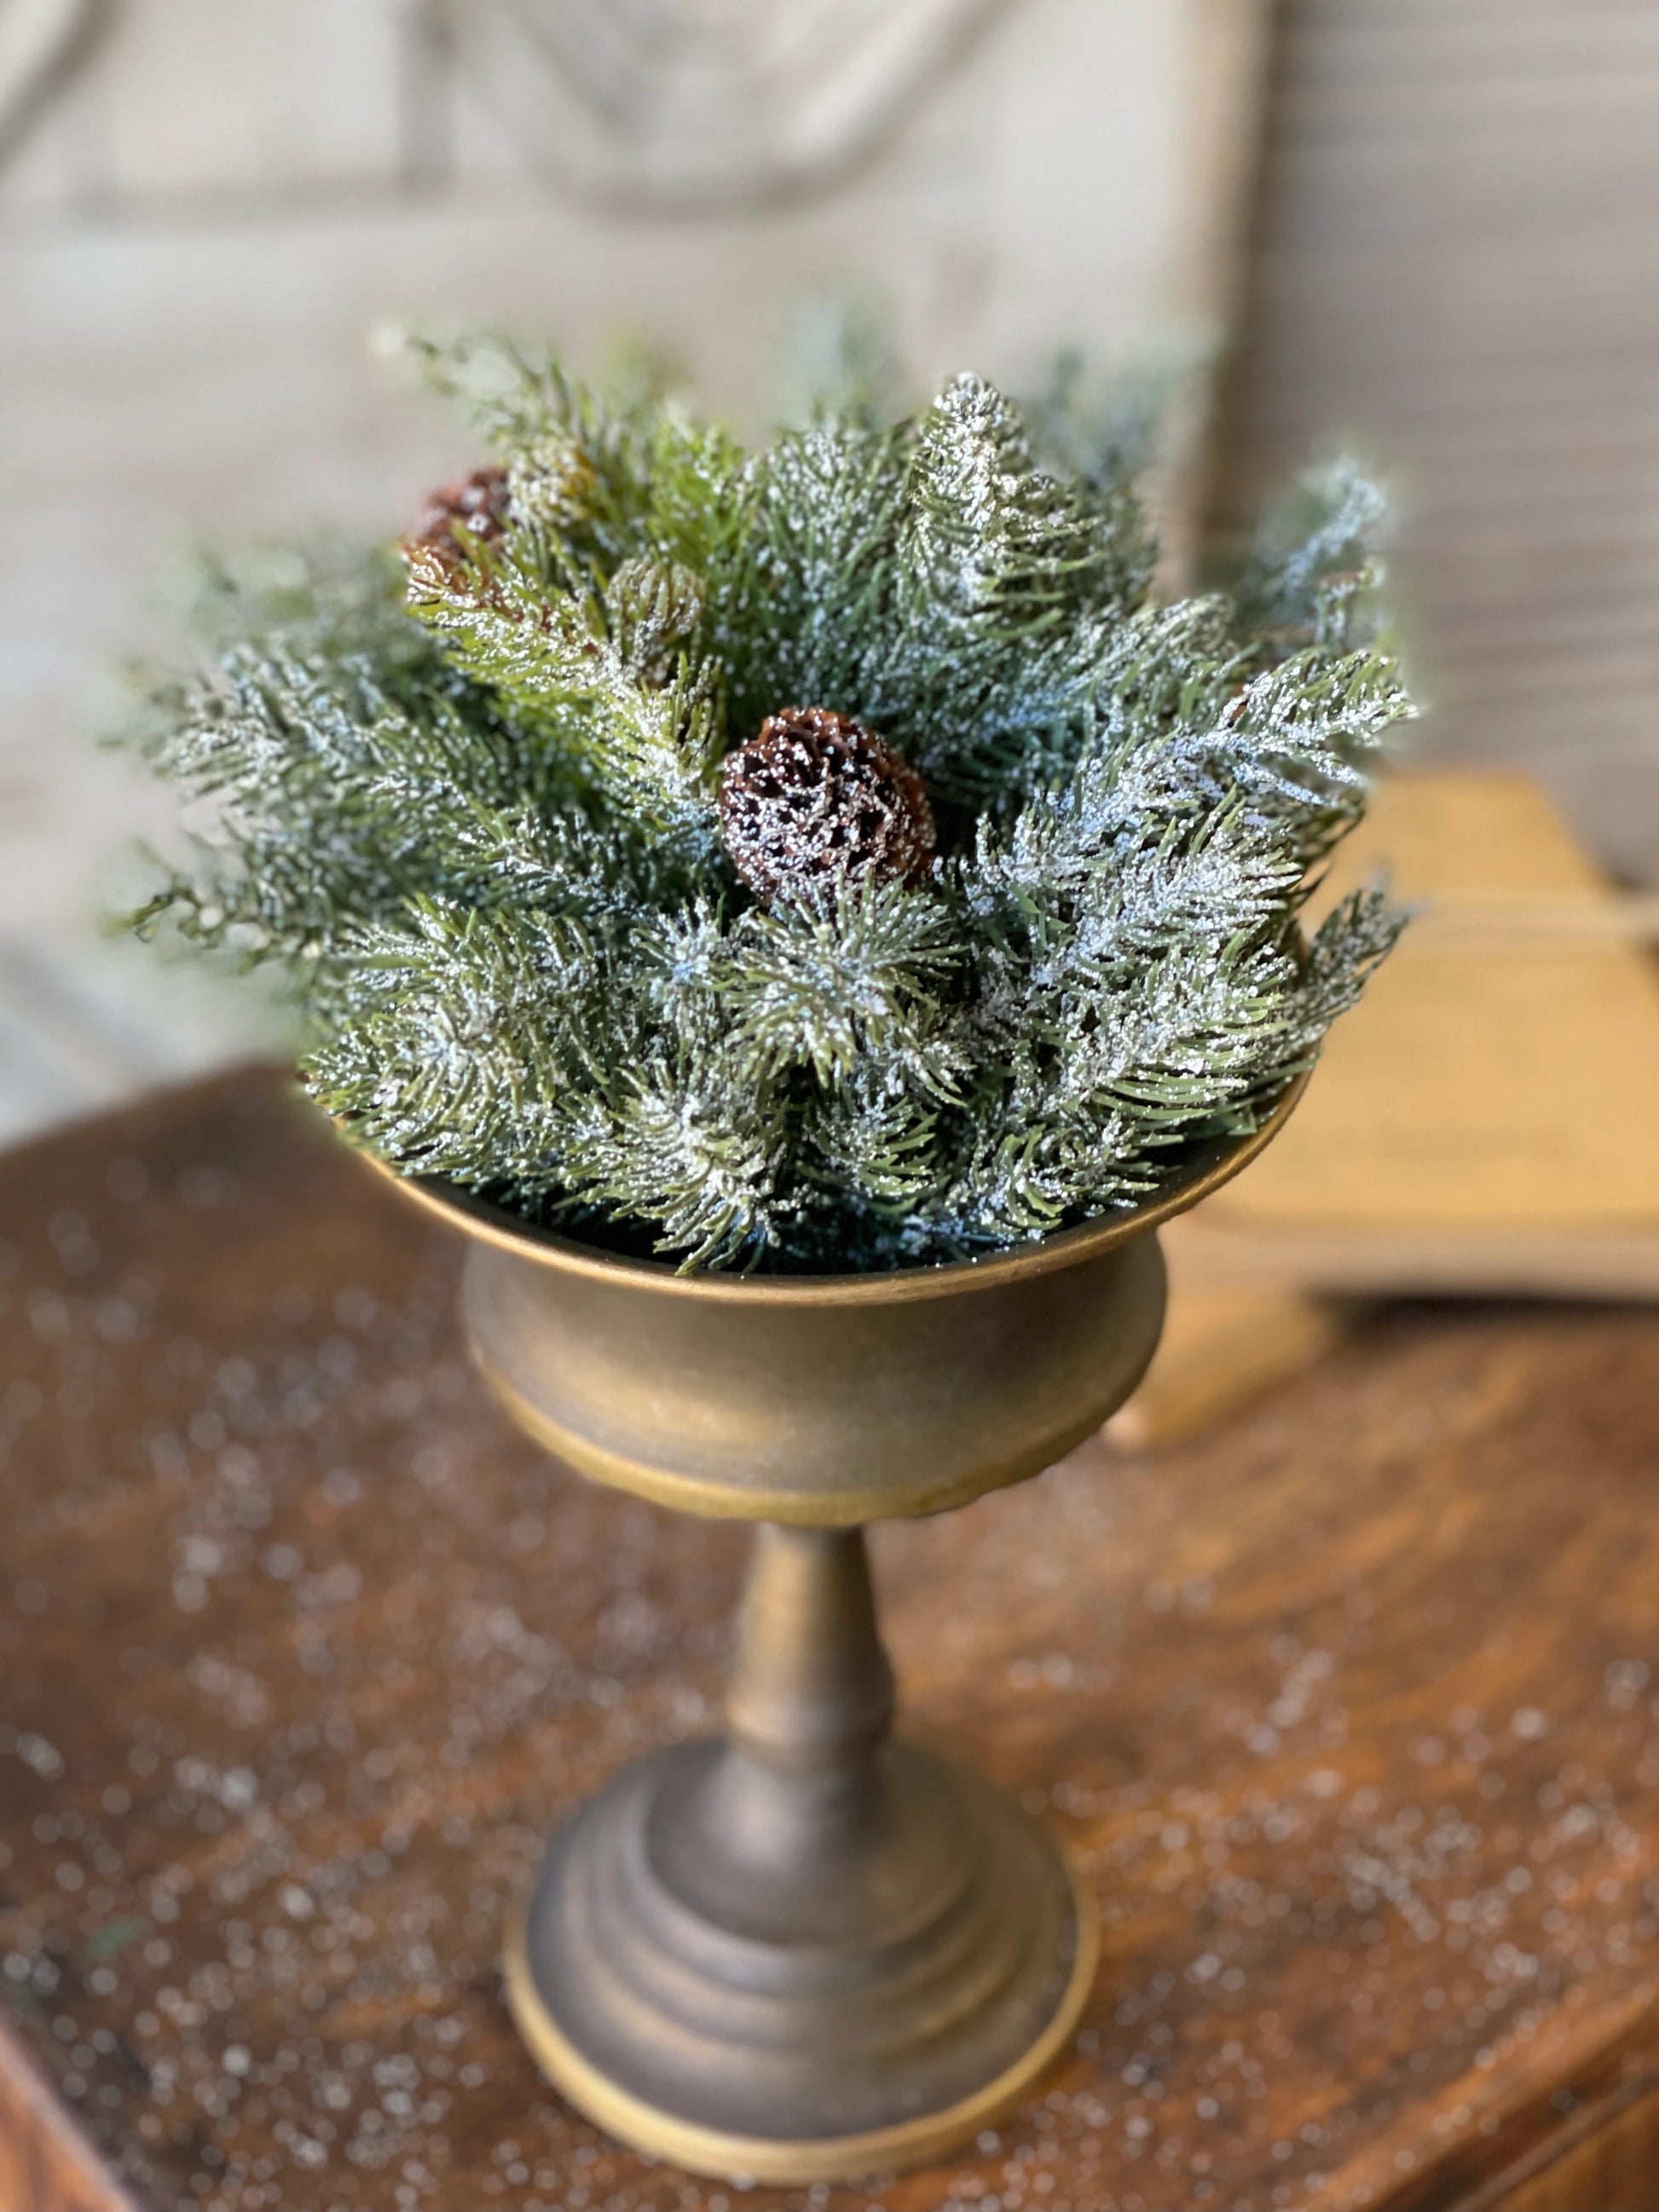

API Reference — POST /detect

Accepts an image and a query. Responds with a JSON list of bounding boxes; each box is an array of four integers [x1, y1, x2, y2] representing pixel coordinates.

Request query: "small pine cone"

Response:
[[718, 708, 936, 906], [405, 466, 511, 563]]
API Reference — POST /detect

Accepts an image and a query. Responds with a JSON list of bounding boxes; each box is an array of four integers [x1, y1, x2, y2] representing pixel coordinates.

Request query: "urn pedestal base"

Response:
[[505, 1741, 1095, 2184], [502, 1526, 1096, 2183]]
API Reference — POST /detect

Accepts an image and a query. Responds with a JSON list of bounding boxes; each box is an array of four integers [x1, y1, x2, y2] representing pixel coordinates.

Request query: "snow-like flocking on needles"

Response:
[[128, 336, 1413, 1271]]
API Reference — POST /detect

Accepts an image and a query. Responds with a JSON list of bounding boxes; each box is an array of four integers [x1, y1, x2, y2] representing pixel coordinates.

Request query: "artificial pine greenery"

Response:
[[127, 334, 1413, 1272]]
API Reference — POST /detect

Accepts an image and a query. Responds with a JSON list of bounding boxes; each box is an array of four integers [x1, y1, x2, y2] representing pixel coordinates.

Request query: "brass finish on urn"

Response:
[[381, 1089, 1302, 2182], [503, 1523, 1096, 2180]]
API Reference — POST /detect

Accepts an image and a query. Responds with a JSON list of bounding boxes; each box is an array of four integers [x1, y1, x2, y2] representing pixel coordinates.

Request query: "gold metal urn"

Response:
[[381, 1088, 1300, 2183]]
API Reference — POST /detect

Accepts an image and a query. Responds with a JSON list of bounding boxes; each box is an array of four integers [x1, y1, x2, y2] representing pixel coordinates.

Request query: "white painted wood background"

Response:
[[0, 0, 1267, 1149], [1214, 0, 1659, 891], [14, 3, 1652, 1159]]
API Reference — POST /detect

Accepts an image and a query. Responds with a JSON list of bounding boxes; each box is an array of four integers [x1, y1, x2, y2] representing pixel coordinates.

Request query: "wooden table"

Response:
[[1, 1069, 1654, 2212]]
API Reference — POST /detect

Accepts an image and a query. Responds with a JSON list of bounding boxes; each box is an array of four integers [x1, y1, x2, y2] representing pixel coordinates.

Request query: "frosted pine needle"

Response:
[[128, 339, 1413, 1271]]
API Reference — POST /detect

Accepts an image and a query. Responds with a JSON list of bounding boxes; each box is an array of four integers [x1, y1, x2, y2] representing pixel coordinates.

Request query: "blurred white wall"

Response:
[[1214, 0, 1659, 889]]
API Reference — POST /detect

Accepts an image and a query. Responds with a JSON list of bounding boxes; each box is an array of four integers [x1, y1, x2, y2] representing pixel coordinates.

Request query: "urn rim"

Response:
[[348, 1068, 1307, 1305]]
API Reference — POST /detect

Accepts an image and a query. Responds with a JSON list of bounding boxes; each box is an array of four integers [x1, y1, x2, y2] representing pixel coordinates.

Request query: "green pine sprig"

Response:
[[127, 336, 1413, 1271]]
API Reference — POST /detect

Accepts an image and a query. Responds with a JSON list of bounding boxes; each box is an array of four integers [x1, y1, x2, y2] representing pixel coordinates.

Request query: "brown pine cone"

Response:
[[406, 466, 512, 562], [718, 708, 936, 907]]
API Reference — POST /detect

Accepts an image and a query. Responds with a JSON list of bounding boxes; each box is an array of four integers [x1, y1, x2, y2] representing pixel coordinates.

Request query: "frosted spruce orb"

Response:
[[129, 338, 1409, 1276]]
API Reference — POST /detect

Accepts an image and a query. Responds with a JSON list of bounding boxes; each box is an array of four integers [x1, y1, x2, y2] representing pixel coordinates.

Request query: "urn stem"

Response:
[[723, 1524, 895, 1778], [506, 1521, 1095, 2177]]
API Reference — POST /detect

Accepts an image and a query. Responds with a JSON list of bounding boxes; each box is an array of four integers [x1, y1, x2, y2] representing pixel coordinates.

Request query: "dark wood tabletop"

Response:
[[1, 1068, 1654, 2212]]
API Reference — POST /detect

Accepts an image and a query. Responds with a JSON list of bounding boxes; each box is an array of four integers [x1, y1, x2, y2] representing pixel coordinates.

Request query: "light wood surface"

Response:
[[1106, 1282, 1358, 1451], [0, 1068, 1653, 2210], [1115, 767, 1658, 1445], [1181, 770, 1659, 1288]]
